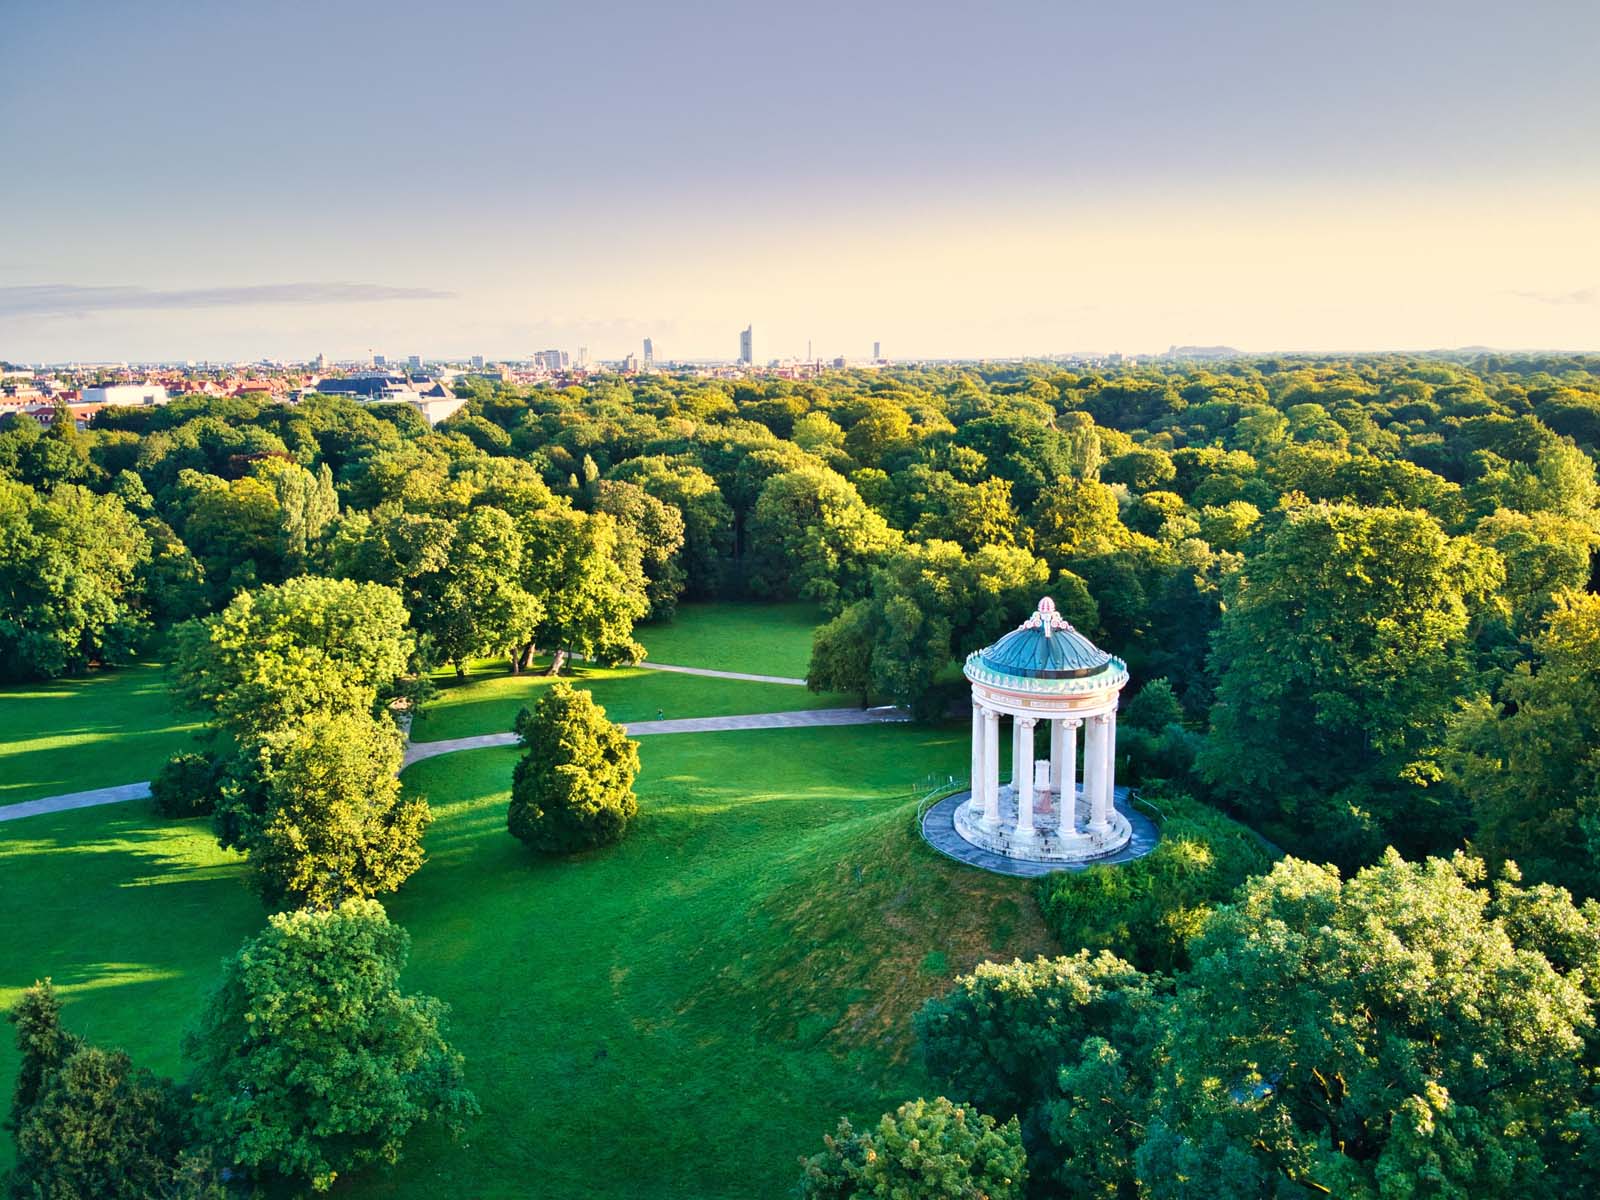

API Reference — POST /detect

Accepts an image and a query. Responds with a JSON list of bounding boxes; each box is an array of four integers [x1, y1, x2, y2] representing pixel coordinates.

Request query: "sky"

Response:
[[2, 0, 1597, 363]]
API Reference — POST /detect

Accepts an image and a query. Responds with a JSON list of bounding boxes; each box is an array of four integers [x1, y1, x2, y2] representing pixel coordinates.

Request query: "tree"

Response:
[[800, 1097, 1026, 1200], [150, 751, 223, 818], [915, 952, 1153, 1119], [508, 683, 639, 853], [173, 575, 414, 740], [416, 507, 542, 676], [1200, 502, 1502, 864], [746, 466, 901, 611], [595, 479, 687, 619], [608, 456, 735, 598], [184, 901, 477, 1193], [1134, 854, 1600, 1199], [0, 480, 151, 680], [1031, 479, 1129, 566], [218, 711, 430, 908], [518, 509, 647, 672], [7, 981, 206, 1200], [1448, 590, 1600, 898]]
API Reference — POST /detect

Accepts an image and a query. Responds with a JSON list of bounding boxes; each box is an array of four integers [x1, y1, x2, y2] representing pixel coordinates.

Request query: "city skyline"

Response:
[[2, 0, 1598, 362]]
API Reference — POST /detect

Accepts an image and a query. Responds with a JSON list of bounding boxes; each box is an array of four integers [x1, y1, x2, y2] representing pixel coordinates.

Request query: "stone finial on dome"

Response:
[[1024, 596, 1072, 634]]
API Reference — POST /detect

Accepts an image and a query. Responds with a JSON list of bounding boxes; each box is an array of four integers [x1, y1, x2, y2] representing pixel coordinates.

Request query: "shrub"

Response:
[[150, 751, 222, 818], [184, 900, 477, 1193], [508, 683, 639, 853], [1036, 788, 1275, 971], [799, 1096, 1026, 1200]]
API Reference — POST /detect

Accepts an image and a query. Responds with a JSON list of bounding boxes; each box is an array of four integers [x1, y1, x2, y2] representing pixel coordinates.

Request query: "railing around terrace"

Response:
[[912, 774, 969, 834]]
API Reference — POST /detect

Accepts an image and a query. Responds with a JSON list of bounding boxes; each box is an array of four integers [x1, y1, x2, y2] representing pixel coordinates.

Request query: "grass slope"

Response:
[[0, 662, 203, 805], [0, 723, 1052, 1197], [416, 659, 847, 743], [635, 601, 824, 678]]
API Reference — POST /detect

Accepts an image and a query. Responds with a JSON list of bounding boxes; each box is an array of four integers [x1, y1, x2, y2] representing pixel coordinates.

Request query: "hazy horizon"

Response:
[[3, 0, 1597, 363]]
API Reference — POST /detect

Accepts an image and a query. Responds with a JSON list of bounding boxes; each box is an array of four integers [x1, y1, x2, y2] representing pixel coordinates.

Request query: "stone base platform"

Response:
[[952, 787, 1131, 861], [920, 787, 1159, 878]]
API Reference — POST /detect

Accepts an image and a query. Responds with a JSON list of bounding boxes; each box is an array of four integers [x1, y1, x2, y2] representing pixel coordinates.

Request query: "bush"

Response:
[[150, 751, 222, 818], [508, 683, 639, 854], [184, 900, 477, 1193], [799, 1096, 1026, 1200], [1036, 788, 1275, 971]]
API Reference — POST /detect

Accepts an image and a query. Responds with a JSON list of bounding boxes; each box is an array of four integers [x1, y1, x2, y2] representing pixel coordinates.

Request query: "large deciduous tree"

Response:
[[173, 575, 414, 740], [518, 509, 647, 672], [184, 901, 477, 1194], [746, 465, 901, 611], [1448, 590, 1600, 898], [1200, 502, 1501, 864], [218, 711, 430, 908], [0, 480, 151, 680]]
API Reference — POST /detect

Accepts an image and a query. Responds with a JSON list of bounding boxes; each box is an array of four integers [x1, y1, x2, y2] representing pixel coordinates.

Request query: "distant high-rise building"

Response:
[[534, 349, 569, 372], [407, 354, 422, 370], [577, 346, 589, 367], [471, 354, 485, 370], [373, 353, 387, 368], [315, 351, 328, 370], [738, 325, 753, 365], [643, 337, 654, 369], [873, 341, 881, 360], [622, 353, 639, 372]]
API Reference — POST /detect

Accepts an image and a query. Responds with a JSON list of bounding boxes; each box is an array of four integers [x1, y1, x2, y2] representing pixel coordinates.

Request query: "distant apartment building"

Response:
[[534, 349, 569, 371], [471, 355, 485, 370], [622, 353, 639, 372], [873, 341, 881, 360], [407, 355, 423, 370], [80, 383, 169, 407], [738, 325, 753, 365], [310, 374, 465, 425], [642, 338, 654, 369], [577, 346, 589, 367], [373, 354, 387, 367]]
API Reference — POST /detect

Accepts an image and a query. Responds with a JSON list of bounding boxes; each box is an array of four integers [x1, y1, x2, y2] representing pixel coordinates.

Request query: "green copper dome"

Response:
[[964, 598, 1128, 693]]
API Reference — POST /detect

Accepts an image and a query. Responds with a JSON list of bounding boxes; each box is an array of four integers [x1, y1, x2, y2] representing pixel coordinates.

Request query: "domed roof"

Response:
[[964, 598, 1128, 694]]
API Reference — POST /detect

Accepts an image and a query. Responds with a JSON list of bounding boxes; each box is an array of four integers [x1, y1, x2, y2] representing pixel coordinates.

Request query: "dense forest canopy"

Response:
[[5, 353, 1600, 888]]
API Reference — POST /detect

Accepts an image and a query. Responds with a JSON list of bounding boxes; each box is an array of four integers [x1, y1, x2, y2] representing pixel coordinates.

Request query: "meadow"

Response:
[[0, 610, 1052, 1196]]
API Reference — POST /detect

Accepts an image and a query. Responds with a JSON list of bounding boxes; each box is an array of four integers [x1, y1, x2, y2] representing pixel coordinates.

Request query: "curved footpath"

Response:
[[0, 703, 908, 825]]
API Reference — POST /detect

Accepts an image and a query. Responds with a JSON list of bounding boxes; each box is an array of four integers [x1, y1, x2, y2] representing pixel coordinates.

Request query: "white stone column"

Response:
[[1061, 718, 1081, 834], [1101, 709, 1118, 826], [970, 700, 984, 812], [1010, 714, 1027, 791], [1089, 714, 1111, 832], [982, 710, 1002, 828], [1049, 720, 1065, 803], [1015, 717, 1037, 836]]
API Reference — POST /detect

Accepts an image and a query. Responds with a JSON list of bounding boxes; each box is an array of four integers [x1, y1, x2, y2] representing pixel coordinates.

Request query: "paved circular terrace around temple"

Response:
[[920, 786, 1160, 878]]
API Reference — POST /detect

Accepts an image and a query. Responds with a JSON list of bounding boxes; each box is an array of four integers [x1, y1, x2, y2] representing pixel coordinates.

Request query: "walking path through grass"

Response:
[[631, 662, 806, 686], [401, 705, 907, 766], [1, 707, 907, 821]]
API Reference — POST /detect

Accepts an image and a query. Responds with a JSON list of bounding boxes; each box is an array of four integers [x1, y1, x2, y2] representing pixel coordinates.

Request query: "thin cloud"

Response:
[[1506, 286, 1597, 307], [0, 282, 455, 318]]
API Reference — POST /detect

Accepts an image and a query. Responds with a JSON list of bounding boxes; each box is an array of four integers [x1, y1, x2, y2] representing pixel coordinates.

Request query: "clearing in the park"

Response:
[[0, 602, 1079, 1197]]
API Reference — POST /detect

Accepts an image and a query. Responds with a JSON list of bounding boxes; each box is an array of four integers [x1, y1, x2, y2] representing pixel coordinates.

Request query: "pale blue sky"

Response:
[[2, 0, 1597, 361]]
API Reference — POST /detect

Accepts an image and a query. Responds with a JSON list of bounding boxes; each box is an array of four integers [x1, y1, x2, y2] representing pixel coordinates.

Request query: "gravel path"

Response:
[[1, 706, 909, 823], [402, 706, 906, 766], [629, 662, 808, 686]]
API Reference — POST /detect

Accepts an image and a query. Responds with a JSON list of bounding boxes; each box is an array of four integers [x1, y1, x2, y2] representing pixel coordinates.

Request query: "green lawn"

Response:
[[0, 723, 1055, 1197], [0, 662, 204, 805], [635, 601, 825, 678], [415, 659, 848, 743]]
